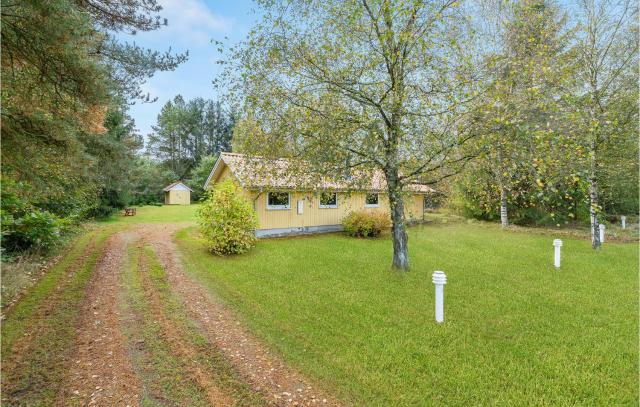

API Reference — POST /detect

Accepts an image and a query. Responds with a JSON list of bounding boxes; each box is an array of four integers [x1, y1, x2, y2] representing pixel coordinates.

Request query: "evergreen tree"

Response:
[[1, 0, 186, 251], [148, 95, 234, 180]]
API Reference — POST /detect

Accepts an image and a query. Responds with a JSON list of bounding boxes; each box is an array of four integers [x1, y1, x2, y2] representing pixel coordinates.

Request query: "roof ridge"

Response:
[[213, 153, 435, 193], [163, 181, 193, 192]]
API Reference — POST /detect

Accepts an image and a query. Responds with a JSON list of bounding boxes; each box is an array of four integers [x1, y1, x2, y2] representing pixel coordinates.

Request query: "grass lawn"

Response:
[[103, 203, 200, 224], [175, 222, 638, 406]]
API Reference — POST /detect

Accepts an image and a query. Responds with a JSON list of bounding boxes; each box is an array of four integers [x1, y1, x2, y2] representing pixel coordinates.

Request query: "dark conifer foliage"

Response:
[[1, 0, 186, 253]]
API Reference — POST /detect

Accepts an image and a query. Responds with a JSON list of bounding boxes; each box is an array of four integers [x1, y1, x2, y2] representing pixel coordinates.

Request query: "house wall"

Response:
[[405, 194, 425, 222], [250, 191, 424, 230], [216, 165, 234, 183], [208, 162, 425, 232], [166, 189, 190, 205]]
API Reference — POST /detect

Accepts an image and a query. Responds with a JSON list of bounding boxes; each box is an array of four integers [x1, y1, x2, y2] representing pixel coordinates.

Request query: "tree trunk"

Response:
[[382, 29, 409, 271], [387, 175, 409, 271], [589, 139, 601, 249], [589, 178, 600, 249], [496, 145, 509, 229], [500, 185, 509, 229]]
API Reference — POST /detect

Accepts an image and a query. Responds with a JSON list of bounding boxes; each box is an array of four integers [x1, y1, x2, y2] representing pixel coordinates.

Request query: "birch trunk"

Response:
[[589, 139, 601, 249], [496, 146, 509, 228], [500, 186, 509, 228], [387, 174, 409, 270]]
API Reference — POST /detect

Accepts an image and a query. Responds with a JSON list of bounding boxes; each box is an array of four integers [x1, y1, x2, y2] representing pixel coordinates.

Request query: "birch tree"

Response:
[[227, 0, 482, 270], [570, 0, 638, 248], [475, 0, 573, 228]]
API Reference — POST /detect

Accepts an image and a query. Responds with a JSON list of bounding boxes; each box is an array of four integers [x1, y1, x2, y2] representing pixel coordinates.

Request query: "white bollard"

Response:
[[599, 224, 605, 243], [621, 216, 626, 229], [553, 239, 562, 268], [432, 271, 447, 323]]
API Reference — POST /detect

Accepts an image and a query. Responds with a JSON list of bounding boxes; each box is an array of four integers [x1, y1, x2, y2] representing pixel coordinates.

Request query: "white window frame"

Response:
[[319, 192, 338, 209], [364, 193, 379, 208], [266, 192, 291, 210]]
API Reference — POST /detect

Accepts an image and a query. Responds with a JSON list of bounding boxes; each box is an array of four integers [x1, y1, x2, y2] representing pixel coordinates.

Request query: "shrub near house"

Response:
[[197, 179, 258, 255], [342, 211, 391, 238]]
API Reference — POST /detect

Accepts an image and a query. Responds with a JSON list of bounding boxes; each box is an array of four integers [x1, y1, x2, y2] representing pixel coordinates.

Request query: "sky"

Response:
[[120, 0, 258, 140]]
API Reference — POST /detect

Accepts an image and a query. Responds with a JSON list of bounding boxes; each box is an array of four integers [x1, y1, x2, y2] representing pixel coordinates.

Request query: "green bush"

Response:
[[342, 211, 391, 238], [1, 185, 69, 254], [451, 168, 591, 227], [197, 179, 258, 255]]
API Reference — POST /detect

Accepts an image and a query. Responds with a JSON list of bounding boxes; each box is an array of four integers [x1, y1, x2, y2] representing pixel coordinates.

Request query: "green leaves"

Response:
[[197, 180, 258, 256], [228, 0, 478, 181], [1, 0, 188, 252], [342, 211, 391, 238], [148, 96, 234, 180]]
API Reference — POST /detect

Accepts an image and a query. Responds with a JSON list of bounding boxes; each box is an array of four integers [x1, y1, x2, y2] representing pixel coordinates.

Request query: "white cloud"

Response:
[[122, 0, 237, 138], [138, 0, 233, 46]]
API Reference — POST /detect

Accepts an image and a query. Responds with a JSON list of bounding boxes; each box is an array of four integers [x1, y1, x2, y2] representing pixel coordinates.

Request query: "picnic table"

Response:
[[123, 207, 137, 216]]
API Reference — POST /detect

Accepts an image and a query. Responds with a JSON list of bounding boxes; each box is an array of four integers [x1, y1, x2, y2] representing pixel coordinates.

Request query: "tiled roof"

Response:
[[211, 152, 435, 194]]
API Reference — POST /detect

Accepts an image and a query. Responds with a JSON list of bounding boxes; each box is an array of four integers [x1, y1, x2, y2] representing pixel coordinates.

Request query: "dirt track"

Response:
[[140, 224, 340, 406], [5, 223, 341, 406], [57, 232, 141, 406]]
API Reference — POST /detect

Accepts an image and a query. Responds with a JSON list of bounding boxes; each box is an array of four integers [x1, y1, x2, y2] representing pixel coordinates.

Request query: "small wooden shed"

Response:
[[163, 181, 192, 205]]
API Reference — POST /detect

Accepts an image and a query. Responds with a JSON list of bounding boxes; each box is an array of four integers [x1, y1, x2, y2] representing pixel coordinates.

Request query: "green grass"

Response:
[[1, 204, 197, 405], [102, 204, 199, 224], [1, 230, 82, 309], [2, 204, 197, 310], [175, 223, 638, 406], [120, 244, 265, 406], [141, 246, 266, 406], [121, 243, 212, 406]]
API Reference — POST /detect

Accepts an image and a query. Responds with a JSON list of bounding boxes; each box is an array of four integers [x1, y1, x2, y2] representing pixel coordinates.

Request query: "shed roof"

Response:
[[205, 152, 435, 194], [163, 181, 193, 192]]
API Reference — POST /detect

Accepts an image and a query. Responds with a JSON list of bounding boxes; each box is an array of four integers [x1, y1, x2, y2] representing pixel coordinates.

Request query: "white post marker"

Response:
[[553, 239, 562, 268], [432, 271, 447, 323], [599, 224, 605, 244], [621, 216, 626, 229]]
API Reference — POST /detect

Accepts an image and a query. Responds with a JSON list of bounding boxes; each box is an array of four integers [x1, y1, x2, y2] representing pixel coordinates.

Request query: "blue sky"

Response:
[[120, 0, 258, 140]]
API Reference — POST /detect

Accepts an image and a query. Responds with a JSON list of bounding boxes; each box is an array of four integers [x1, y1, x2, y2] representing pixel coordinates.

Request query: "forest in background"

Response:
[[0, 0, 226, 255], [1, 0, 638, 258], [141, 95, 235, 203]]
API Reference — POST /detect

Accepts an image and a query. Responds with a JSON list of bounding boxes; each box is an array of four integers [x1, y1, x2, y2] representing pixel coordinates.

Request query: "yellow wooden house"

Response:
[[204, 153, 434, 237], [163, 181, 192, 205]]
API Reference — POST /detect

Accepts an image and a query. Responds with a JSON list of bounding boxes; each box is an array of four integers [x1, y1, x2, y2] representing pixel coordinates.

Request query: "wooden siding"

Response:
[[404, 194, 424, 222], [207, 160, 425, 229], [251, 191, 423, 230], [165, 189, 190, 205], [215, 165, 234, 183]]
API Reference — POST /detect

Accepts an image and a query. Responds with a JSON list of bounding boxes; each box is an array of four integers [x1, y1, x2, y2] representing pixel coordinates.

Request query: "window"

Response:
[[267, 192, 290, 210], [365, 193, 379, 207], [319, 192, 338, 209]]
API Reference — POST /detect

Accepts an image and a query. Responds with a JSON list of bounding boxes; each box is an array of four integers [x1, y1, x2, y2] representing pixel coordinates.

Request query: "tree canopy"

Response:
[[148, 95, 234, 180], [2, 0, 637, 259], [227, 0, 484, 270], [1, 0, 186, 254]]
